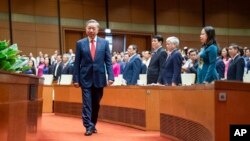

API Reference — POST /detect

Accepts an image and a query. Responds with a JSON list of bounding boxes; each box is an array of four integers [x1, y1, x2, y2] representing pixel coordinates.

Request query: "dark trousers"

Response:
[[81, 86, 103, 131]]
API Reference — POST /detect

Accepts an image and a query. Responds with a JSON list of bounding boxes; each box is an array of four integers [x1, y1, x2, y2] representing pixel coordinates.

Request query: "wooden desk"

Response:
[[53, 85, 160, 131], [52, 81, 250, 141], [42, 85, 54, 113], [100, 86, 160, 130], [0, 71, 43, 141]]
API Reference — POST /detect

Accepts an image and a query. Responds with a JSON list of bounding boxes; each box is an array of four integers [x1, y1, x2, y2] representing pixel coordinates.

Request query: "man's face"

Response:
[[166, 41, 175, 51], [152, 38, 161, 50], [246, 50, 250, 57], [63, 56, 68, 63], [127, 46, 135, 56], [189, 52, 197, 61], [228, 46, 237, 57], [86, 22, 99, 39]]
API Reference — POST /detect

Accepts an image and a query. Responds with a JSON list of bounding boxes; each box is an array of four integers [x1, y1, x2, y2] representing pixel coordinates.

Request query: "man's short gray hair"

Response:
[[166, 36, 180, 47], [86, 19, 100, 27]]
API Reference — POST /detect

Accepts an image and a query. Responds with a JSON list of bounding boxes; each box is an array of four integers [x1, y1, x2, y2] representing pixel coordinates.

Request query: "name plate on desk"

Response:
[[59, 75, 73, 85], [43, 74, 53, 85]]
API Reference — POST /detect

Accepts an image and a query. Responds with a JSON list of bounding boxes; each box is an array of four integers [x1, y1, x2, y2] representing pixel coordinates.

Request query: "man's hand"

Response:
[[172, 82, 177, 86], [73, 83, 80, 88], [107, 80, 114, 86]]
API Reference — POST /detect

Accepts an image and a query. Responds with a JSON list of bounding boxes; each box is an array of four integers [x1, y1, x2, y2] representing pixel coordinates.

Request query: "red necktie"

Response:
[[91, 40, 96, 60]]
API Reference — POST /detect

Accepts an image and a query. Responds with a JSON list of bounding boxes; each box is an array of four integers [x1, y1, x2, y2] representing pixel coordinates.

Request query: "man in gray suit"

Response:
[[147, 35, 166, 84]]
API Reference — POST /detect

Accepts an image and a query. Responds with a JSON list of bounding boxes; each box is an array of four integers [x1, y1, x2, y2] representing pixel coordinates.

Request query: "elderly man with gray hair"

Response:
[[158, 36, 183, 86]]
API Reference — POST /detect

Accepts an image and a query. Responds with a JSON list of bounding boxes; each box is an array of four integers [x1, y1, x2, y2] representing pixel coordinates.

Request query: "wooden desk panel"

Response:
[[51, 81, 250, 141], [159, 85, 215, 141], [42, 86, 53, 113], [214, 81, 250, 141], [102, 86, 146, 110], [0, 71, 42, 141]]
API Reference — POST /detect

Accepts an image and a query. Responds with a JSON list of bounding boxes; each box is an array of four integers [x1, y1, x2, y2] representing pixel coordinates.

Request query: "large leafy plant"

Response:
[[0, 40, 29, 72]]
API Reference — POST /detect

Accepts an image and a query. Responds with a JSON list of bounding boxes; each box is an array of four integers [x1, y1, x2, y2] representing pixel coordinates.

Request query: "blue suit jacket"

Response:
[[158, 49, 182, 85], [123, 54, 142, 85], [227, 55, 245, 81], [73, 37, 114, 88]]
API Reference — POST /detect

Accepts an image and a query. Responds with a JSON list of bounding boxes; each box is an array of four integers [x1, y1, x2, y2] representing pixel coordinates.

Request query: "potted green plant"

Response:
[[0, 40, 29, 72]]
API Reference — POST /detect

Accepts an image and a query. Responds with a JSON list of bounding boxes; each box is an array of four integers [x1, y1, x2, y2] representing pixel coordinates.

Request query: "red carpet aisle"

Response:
[[37, 113, 171, 141]]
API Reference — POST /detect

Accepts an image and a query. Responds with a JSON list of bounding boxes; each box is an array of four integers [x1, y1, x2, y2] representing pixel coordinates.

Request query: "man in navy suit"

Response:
[[227, 44, 245, 81], [147, 35, 166, 84], [73, 19, 114, 136], [123, 44, 142, 85], [158, 36, 183, 86]]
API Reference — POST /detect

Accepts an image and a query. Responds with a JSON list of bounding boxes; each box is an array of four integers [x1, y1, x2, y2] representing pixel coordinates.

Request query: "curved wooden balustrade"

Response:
[[51, 81, 250, 141]]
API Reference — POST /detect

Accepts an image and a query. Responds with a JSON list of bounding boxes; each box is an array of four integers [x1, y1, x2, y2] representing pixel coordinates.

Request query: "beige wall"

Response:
[[0, 0, 250, 56]]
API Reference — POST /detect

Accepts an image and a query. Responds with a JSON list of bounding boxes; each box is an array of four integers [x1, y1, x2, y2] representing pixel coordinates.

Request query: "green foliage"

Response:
[[0, 40, 29, 72]]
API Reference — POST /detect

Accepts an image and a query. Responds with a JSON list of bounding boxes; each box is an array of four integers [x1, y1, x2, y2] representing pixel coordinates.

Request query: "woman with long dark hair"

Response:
[[197, 26, 219, 83]]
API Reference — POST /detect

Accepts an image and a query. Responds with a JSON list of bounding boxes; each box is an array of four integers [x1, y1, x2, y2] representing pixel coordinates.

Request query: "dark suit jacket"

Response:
[[186, 60, 199, 74], [247, 61, 250, 74], [73, 37, 114, 88], [140, 63, 147, 74], [227, 55, 245, 81], [61, 63, 73, 75], [147, 47, 166, 84], [158, 49, 182, 85], [216, 57, 225, 79], [53, 62, 63, 81], [123, 54, 142, 85]]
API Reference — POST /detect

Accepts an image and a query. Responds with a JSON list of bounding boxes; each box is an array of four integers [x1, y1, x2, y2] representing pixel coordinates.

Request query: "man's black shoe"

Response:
[[92, 128, 97, 133], [85, 130, 92, 136]]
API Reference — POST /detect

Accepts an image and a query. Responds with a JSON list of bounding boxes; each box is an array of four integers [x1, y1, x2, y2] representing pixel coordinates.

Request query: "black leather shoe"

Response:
[[92, 128, 97, 133], [85, 130, 92, 136]]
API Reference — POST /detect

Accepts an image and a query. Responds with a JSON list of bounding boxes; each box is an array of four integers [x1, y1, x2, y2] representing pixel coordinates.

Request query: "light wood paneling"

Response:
[[64, 30, 83, 53], [60, 0, 84, 19], [11, 0, 35, 15], [112, 35, 124, 53], [0, 0, 8, 12], [42, 86, 53, 113], [179, 0, 202, 26], [54, 85, 82, 103], [12, 22, 59, 56], [205, 0, 229, 28], [228, 0, 250, 28], [109, 0, 131, 23], [214, 81, 250, 141], [131, 0, 153, 24], [35, 0, 58, 17], [83, 0, 106, 21], [145, 89, 160, 131], [157, 0, 179, 26], [102, 86, 146, 110], [126, 34, 151, 52], [160, 86, 215, 135], [0, 21, 10, 41]]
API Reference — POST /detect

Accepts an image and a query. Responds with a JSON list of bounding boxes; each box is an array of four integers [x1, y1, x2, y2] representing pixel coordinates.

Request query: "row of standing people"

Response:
[[23, 53, 75, 81], [115, 26, 246, 86]]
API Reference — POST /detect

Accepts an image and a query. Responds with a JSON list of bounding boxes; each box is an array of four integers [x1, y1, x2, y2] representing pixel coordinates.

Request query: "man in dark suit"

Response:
[[158, 36, 183, 86], [61, 54, 73, 75], [147, 35, 166, 84], [123, 44, 142, 85], [73, 19, 114, 136], [53, 55, 63, 81], [227, 44, 245, 81]]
